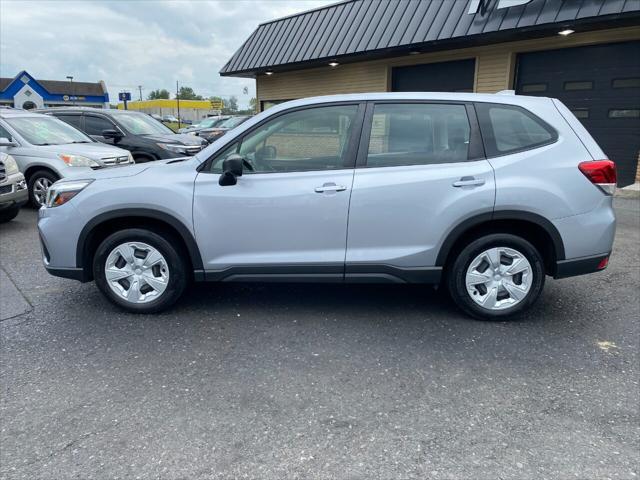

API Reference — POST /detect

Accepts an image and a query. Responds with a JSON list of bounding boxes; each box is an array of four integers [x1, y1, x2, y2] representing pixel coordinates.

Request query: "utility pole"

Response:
[[138, 85, 143, 101], [66, 76, 74, 105], [176, 80, 181, 129]]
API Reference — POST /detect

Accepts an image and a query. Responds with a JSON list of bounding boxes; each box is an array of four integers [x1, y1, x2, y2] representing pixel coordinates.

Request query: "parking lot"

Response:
[[0, 198, 638, 479]]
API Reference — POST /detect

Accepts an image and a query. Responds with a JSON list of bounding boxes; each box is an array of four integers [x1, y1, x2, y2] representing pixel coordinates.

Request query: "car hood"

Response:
[[62, 157, 197, 181], [142, 133, 206, 146], [29, 142, 130, 159]]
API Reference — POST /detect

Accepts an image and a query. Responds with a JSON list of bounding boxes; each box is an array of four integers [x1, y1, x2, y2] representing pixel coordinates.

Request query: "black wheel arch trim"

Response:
[[76, 208, 204, 274], [435, 210, 566, 267]]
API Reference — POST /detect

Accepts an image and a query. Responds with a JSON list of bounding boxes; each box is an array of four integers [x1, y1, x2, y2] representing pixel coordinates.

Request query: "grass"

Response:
[[164, 122, 181, 132]]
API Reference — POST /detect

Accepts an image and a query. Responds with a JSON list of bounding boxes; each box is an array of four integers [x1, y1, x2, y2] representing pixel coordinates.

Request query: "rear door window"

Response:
[[475, 103, 557, 157], [364, 103, 471, 167]]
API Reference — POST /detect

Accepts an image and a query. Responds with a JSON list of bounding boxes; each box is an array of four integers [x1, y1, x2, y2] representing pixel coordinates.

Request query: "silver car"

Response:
[[37, 93, 616, 319], [0, 109, 133, 207]]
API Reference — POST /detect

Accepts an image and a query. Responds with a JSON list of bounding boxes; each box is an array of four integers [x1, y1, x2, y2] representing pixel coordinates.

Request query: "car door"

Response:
[[345, 101, 496, 281], [193, 102, 364, 280]]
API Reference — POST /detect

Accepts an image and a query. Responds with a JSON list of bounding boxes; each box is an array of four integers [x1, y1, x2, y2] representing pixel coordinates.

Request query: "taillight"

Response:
[[578, 160, 617, 195]]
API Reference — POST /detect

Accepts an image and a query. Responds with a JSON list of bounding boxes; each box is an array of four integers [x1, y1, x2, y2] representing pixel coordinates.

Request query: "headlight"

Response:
[[45, 179, 93, 208], [58, 154, 99, 168], [2, 154, 19, 175], [156, 143, 186, 153]]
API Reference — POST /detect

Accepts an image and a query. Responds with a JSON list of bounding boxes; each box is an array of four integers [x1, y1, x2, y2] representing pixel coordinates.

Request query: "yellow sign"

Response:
[[210, 100, 224, 109]]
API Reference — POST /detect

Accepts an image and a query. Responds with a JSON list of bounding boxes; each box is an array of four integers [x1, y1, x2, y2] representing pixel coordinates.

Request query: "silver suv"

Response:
[[0, 109, 133, 207], [38, 93, 616, 319]]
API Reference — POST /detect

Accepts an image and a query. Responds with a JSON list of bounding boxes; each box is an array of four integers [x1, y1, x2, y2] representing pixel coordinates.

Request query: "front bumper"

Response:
[[38, 201, 87, 281], [0, 176, 28, 210]]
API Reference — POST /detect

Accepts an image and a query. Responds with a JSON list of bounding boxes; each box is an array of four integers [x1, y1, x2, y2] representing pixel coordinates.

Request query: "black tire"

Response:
[[93, 228, 187, 313], [0, 205, 20, 223], [27, 169, 58, 208], [447, 233, 545, 320]]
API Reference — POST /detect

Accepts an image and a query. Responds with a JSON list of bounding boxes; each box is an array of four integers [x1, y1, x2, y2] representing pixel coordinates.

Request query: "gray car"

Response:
[[37, 93, 616, 319], [0, 109, 134, 207]]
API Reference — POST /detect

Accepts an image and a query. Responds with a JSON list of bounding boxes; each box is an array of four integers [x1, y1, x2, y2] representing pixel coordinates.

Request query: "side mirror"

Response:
[[0, 137, 17, 147], [102, 129, 123, 140], [218, 154, 244, 186]]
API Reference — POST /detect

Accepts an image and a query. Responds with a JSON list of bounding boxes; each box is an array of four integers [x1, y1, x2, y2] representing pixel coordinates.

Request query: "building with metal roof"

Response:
[[0, 71, 109, 110], [222, 0, 640, 185]]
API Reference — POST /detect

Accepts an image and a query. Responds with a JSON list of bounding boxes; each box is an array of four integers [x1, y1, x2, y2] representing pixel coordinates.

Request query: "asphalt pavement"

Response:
[[1, 199, 638, 480]]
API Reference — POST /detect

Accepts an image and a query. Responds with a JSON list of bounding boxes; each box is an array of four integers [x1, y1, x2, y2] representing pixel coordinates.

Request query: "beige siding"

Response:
[[256, 26, 640, 105], [258, 62, 387, 102], [475, 51, 513, 93]]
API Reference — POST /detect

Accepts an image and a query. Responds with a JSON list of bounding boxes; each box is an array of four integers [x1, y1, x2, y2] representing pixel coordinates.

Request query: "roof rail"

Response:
[[495, 90, 516, 95]]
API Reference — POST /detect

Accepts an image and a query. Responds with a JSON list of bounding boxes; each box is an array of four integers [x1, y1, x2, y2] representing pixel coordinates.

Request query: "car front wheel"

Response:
[[447, 234, 545, 320], [28, 170, 58, 208], [93, 228, 187, 313]]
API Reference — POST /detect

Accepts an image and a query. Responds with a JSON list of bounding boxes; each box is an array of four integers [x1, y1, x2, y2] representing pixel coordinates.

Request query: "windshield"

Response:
[[5, 116, 93, 146], [220, 116, 248, 129], [115, 112, 174, 135], [194, 118, 218, 129]]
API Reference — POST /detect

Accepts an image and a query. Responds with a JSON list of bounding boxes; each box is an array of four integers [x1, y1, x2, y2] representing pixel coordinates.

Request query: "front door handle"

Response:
[[453, 177, 485, 187], [315, 183, 347, 193]]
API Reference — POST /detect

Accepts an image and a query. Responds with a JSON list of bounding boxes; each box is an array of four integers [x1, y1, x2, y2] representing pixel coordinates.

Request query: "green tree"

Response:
[[176, 86, 203, 100], [148, 89, 170, 100], [222, 95, 238, 114]]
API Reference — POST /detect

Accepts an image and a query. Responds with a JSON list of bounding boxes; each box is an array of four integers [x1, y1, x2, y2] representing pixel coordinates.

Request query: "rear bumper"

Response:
[[554, 253, 610, 279]]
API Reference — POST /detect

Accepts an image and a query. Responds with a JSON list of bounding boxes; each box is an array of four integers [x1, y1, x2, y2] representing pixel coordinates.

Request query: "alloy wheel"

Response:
[[33, 177, 52, 206], [104, 241, 169, 304], [465, 247, 533, 311]]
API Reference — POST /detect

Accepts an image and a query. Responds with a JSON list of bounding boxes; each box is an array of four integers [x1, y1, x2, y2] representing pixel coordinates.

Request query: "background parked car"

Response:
[[199, 115, 251, 143], [40, 108, 208, 163], [0, 152, 28, 222], [161, 115, 179, 123], [177, 115, 230, 134], [0, 109, 134, 207]]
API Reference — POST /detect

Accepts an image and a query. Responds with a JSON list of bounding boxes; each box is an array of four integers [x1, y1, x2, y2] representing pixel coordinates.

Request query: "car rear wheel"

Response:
[[93, 228, 187, 313], [27, 170, 58, 208], [447, 234, 545, 320]]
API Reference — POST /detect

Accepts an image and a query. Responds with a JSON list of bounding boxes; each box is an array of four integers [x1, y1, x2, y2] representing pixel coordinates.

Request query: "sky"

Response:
[[0, 0, 328, 108]]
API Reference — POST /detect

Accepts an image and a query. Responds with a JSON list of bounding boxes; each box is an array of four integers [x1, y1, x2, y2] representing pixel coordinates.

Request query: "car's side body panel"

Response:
[[193, 169, 355, 270], [346, 160, 496, 267]]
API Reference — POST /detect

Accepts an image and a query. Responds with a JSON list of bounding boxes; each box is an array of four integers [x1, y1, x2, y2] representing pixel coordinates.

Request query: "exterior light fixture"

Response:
[[409, 51, 421, 55], [329, 61, 339, 67], [558, 29, 574, 36], [265, 71, 273, 75]]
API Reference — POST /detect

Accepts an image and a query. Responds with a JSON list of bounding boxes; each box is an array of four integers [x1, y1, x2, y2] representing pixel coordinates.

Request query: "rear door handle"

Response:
[[315, 183, 347, 193], [453, 177, 485, 187]]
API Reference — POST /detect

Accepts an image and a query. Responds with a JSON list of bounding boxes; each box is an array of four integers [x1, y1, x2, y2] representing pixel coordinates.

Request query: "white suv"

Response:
[[37, 93, 616, 319]]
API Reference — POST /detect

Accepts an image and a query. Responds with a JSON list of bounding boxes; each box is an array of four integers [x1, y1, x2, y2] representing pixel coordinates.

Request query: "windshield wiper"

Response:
[[69, 140, 92, 144]]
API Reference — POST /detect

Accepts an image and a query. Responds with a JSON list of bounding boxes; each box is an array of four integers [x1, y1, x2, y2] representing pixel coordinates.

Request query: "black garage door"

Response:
[[392, 59, 476, 93], [516, 41, 640, 186]]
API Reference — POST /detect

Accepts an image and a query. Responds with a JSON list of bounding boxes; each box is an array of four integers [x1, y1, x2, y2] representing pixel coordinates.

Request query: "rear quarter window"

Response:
[[475, 103, 557, 157]]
